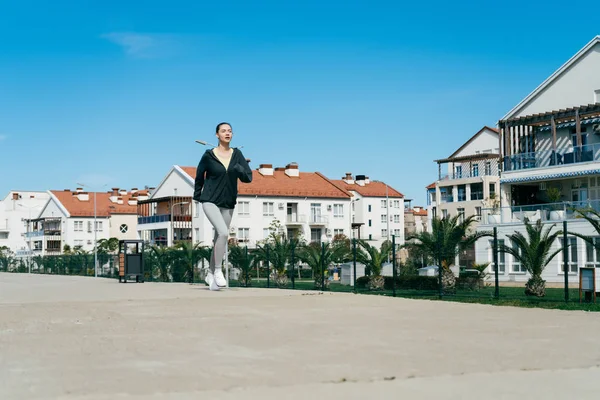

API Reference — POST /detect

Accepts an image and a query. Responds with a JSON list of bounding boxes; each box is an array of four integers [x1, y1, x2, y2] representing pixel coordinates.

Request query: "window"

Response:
[[310, 203, 322, 222], [263, 202, 274, 216], [95, 221, 103, 232], [334, 229, 344, 236], [393, 200, 400, 208], [195, 202, 200, 217], [369, 234, 372, 240], [457, 208, 465, 223], [455, 166, 462, 179], [381, 214, 387, 223], [238, 201, 250, 216], [595, 89, 600, 104], [368, 205, 372, 212], [489, 239, 505, 273], [381, 200, 387, 208], [74, 221, 83, 231], [394, 229, 401, 237], [489, 183, 496, 196], [263, 228, 270, 239], [473, 164, 479, 177], [485, 162, 492, 175], [119, 224, 128, 233], [74, 240, 83, 247], [381, 229, 388, 239], [457, 185, 466, 201], [311, 228, 321, 243], [238, 228, 250, 242], [368, 219, 372, 227], [559, 237, 578, 273], [442, 209, 448, 219], [511, 240, 526, 273], [571, 132, 589, 148], [470, 183, 483, 200], [333, 204, 344, 218], [586, 237, 600, 268], [195, 228, 199, 239], [475, 207, 482, 218], [394, 214, 400, 223]]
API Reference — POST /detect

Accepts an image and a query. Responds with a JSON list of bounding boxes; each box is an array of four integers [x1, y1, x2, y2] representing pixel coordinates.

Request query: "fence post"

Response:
[[563, 220, 569, 302], [353, 238, 357, 293], [321, 242, 325, 291], [245, 246, 249, 287], [291, 240, 296, 290], [392, 235, 397, 297], [266, 244, 270, 289], [437, 229, 443, 299], [493, 227, 499, 299]]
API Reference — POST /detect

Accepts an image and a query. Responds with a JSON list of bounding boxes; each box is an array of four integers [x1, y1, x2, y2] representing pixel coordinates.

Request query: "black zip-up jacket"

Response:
[[193, 148, 253, 209]]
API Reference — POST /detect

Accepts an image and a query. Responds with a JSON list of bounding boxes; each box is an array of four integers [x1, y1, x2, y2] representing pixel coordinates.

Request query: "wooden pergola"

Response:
[[498, 103, 600, 170]]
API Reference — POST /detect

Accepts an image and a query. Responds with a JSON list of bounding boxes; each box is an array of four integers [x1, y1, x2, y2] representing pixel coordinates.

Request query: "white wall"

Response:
[[0, 191, 50, 255], [352, 193, 405, 247], [152, 168, 193, 199], [510, 42, 600, 119], [109, 214, 139, 241], [446, 129, 500, 176]]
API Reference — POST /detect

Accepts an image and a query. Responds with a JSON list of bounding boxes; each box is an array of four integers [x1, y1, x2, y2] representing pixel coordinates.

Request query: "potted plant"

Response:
[[546, 186, 564, 220], [483, 193, 501, 223]]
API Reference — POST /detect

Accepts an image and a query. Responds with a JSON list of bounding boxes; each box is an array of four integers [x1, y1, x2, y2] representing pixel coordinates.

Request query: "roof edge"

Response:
[[500, 35, 600, 121]]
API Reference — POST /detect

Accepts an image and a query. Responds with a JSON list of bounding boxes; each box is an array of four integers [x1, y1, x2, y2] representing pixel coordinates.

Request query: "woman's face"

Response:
[[216, 124, 233, 145]]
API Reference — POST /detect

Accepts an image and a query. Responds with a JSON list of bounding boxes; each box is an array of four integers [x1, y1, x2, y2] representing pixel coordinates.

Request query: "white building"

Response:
[[476, 35, 600, 284], [0, 191, 50, 257], [137, 164, 405, 249], [332, 173, 405, 248], [28, 187, 144, 255]]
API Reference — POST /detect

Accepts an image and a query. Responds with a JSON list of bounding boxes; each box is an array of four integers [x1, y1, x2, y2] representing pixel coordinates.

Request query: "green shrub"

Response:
[[355, 275, 439, 291]]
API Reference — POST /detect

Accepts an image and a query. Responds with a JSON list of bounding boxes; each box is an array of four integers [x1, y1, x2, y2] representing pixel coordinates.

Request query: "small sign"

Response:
[[579, 267, 596, 303]]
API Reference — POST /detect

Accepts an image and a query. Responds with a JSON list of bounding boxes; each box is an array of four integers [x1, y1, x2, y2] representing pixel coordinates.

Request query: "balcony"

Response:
[[504, 143, 600, 173], [480, 199, 600, 225], [24, 231, 44, 238], [138, 214, 192, 225], [309, 215, 329, 226], [286, 215, 307, 225]]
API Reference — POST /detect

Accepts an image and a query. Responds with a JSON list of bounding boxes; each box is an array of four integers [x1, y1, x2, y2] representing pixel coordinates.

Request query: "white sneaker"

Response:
[[213, 268, 227, 287], [205, 271, 214, 286], [209, 278, 220, 291]]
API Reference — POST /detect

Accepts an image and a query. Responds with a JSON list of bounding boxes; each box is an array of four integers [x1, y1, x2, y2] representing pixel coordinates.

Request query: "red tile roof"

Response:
[[331, 180, 403, 198], [412, 208, 428, 216], [51, 190, 141, 217], [180, 167, 352, 199], [426, 182, 436, 189]]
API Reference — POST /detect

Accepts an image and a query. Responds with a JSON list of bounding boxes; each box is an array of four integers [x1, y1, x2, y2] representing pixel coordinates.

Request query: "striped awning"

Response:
[[501, 168, 600, 184], [538, 117, 600, 132]]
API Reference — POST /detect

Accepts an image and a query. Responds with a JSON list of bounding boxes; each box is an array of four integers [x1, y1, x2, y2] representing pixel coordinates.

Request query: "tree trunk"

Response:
[[442, 267, 456, 294]]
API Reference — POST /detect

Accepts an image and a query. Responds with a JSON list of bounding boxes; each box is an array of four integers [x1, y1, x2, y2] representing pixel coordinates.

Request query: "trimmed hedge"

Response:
[[355, 275, 439, 291]]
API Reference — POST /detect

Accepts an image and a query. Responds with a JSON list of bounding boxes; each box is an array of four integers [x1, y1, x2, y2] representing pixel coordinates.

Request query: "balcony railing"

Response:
[[24, 231, 44, 238], [309, 215, 329, 224], [481, 199, 600, 225], [504, 143, 600, 172], [138, 214, 172, 224], [286, 215, 307, 224]]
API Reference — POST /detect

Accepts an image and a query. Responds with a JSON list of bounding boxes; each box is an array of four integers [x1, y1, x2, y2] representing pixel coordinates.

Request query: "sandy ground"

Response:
[[1, 273, 600, 399]]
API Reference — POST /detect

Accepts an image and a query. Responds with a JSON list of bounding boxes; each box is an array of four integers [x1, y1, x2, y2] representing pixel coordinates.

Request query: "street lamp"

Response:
[[171, 201, 189, 246], [77, 183, 107, 278], [19, 204, 40, 274]]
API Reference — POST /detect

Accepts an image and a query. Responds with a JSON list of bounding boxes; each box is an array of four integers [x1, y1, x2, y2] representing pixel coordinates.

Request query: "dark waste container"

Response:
[[118, 240, 145, 283]]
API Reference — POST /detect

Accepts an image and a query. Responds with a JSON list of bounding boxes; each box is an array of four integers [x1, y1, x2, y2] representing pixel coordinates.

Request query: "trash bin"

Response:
[[118, 240, 145, 283]]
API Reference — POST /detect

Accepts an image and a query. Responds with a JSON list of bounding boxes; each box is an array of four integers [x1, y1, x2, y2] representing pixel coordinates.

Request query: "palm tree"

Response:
[[356, 240, 392, 290], [254, 235, 294, 287], [571, 206, 600, 247], [228, 245, 255, 287], [298, 242, 350, 289], [148, 245, 172, 282], [499, 219, 563, 297], [405, 215, 490, 293]]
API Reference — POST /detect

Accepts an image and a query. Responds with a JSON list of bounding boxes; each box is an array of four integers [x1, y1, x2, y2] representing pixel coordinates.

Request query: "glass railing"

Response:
[[138, 214, 171, 224], [286, 215, 307, 224], [504, 143, 600, 172], [24, 231, 44, 238], [481, 199, 600, 224], [309, 215, 329, 224]]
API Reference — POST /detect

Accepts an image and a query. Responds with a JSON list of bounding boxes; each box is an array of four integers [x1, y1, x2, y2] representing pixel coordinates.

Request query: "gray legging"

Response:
[[202, 202, 234, 273]]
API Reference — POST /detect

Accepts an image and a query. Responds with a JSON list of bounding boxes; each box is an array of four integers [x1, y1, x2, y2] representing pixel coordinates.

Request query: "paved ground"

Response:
[[1, 273, 600, 399]]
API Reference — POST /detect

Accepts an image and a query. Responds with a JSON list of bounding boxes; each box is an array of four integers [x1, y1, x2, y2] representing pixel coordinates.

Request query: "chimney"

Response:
[[365, 176, 370, 184], [284, 162, 299, 178], [117, 196, 124, 205], [75, 187, 83, 193], [12, 193, 19, 200], [343, 173, 354, 185], [258, 163, 274, 176], [355, 175, 366, 186], [128, 199, 138, 206], [119, 189, 127, 196], [131, 188, 138, 194], [111, 188, 119, 196], [77, 192, 90, 201]]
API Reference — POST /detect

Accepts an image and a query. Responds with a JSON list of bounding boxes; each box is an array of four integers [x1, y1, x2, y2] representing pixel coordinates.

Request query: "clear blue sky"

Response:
[[1, 0, 598, 205]]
